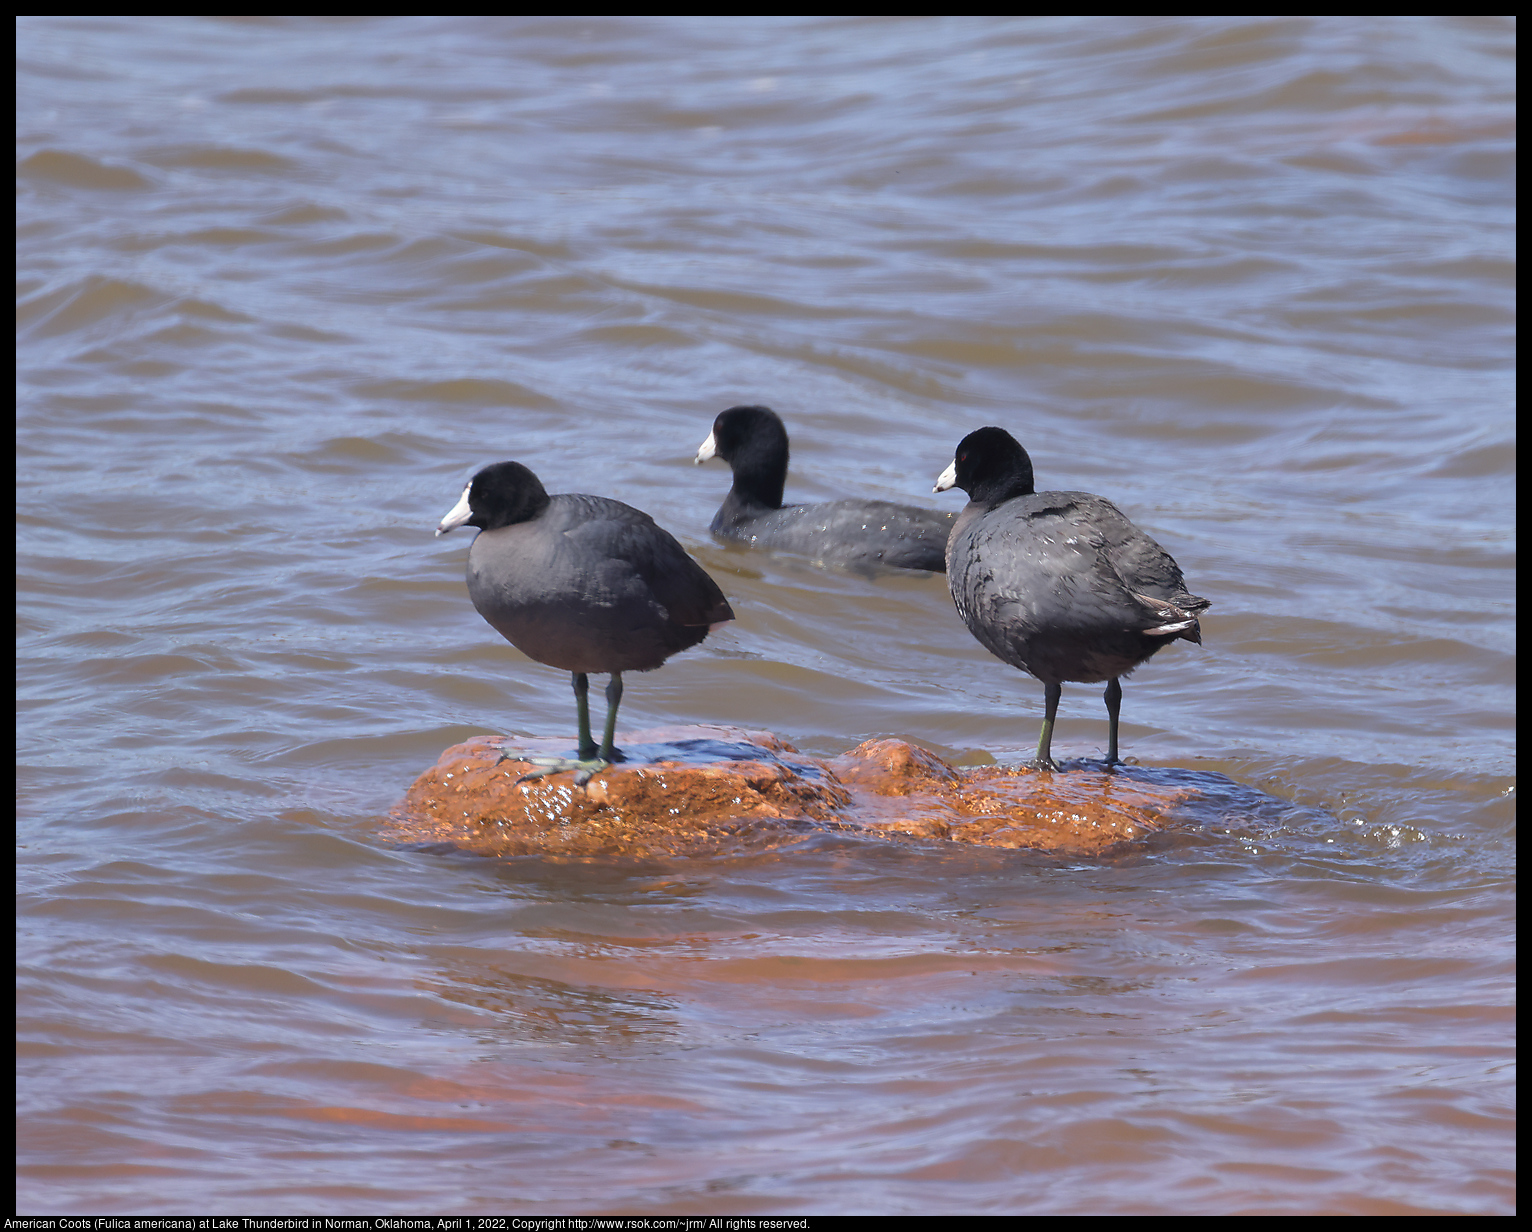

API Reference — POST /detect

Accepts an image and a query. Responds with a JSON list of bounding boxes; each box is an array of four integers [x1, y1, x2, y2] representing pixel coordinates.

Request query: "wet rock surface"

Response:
[[387, 725, 1252, 860]]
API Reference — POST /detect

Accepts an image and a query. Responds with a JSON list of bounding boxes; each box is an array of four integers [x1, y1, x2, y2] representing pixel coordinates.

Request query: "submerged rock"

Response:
[[388, 725, 1218, 860]]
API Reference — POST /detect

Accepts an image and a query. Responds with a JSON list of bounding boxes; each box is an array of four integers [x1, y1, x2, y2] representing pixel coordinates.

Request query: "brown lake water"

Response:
[[16, 15, 1515, 1216]]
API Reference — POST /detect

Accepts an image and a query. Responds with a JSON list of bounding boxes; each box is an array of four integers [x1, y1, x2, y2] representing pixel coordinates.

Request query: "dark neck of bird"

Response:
[[728, 452, 787, 510], [973, 477, 1033, 508]]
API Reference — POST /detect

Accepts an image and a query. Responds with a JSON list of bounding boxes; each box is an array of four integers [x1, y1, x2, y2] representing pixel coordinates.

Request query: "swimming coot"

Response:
[[695, 405, 953, 571], [935, 427, 1208, 770], [436, 461, 734, 781]]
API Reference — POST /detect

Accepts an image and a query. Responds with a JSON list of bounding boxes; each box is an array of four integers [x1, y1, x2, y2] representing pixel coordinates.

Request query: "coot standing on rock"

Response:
[[696, 405, 954, 571], [935, 427, 1209, 770], [436, 461, 734, 782]]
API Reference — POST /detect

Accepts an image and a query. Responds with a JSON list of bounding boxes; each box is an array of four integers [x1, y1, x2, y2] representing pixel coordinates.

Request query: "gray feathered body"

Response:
[[946, 491, 1208, 686], [468, 494, 732, 674], [711, 495, 953, 571]]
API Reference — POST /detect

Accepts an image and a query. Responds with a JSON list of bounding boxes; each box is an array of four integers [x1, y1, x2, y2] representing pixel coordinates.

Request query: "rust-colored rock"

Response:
[[387, 725, 1220, 860]]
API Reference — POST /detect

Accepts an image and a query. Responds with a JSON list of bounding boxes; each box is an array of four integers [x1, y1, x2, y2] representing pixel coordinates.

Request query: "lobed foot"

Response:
[[496, 745, 625, 787], [513, 756, 610, 787]]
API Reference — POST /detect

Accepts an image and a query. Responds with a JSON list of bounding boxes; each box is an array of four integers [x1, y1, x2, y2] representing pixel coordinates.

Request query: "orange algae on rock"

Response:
[[387, 725, 1205, 860]]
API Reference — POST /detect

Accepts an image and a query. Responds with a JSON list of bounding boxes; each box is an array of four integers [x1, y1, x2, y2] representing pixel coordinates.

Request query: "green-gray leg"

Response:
[[572, 671, 597, 760], [1030, 682, 1062, 772], [599, 672, 623, 762], [504, 669, 612, 785], [1104, 677, 1122, 766]]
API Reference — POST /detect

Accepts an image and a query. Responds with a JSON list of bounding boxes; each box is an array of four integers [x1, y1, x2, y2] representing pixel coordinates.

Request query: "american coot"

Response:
[[935, 427, 1209, 771], [695, 405, 954, 572], [436, 461, 734, 782]]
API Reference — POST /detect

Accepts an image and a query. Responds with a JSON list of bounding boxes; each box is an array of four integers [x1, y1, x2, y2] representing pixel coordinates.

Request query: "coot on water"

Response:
[[696, 405, 953, 572]]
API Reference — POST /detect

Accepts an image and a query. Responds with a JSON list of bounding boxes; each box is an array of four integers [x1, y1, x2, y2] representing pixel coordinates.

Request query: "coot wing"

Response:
[[560, 496, 733, 629]]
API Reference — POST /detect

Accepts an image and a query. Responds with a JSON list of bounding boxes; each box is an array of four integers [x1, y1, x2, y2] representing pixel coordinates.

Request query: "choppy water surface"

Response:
[[16, 16, 1514, 1215]]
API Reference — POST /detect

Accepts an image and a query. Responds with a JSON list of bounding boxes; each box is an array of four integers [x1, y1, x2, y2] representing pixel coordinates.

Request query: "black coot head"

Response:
[[698, 405, 791, 511], [436, 461, 551, 536], [710, 405, 788, 466], [707, 404, 790, 493], [948, 427, 1036, 505]]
